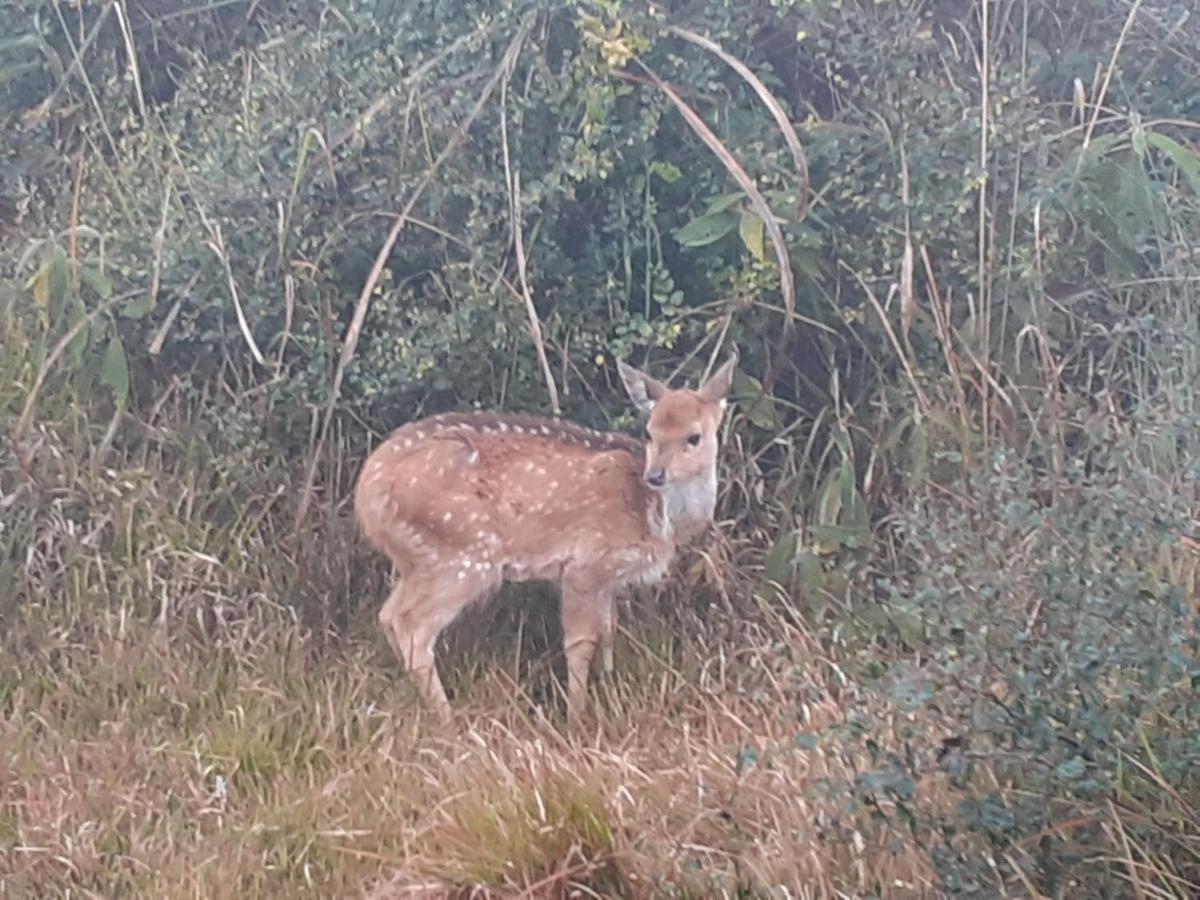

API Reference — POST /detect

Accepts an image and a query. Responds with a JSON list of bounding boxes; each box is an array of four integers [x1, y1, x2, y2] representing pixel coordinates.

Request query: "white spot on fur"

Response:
[[443, 511, 453, 522], [403, 439, 413, 448], [415, 430, 426, 440]]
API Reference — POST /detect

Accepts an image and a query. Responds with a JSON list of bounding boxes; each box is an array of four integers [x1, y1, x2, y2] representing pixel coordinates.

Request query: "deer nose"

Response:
[[645, 467, 666, 488]]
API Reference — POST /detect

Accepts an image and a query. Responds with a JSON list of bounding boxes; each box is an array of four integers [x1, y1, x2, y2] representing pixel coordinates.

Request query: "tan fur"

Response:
[[353, 353, 737, 722]]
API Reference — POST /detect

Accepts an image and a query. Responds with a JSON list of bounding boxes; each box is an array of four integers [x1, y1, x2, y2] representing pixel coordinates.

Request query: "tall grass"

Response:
[[2, 421, 975, 898]]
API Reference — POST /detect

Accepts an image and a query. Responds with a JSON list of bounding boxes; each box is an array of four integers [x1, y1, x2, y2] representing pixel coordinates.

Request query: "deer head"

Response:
[[617, 350, 738, 492]]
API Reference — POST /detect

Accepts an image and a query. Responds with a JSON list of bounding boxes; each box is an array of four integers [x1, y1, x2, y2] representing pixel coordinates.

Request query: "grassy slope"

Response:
[[0, 427, 971, 898]]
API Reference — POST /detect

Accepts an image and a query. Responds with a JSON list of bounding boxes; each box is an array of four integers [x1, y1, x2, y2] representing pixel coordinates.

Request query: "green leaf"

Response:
[[1145, 132, 1200, 195], [649, 160, 682, 183], [731, 370, 778, 430], [795, 550, 826, 596], [739, 209, 765, 262], [889, 606, 926, 648], [122, 294, 154, 320], [29, 264, 49, 308], [79, 266, 113, 299], [65, 298, 90, 370], [809, 522, 871, 551], [762, 530, 797, 585], [704, 191, 745, 214], [48, 246, 70, 309], [100, 334, 130, 407], [0, 61, 43, 87], [673, 211, 738, 248]]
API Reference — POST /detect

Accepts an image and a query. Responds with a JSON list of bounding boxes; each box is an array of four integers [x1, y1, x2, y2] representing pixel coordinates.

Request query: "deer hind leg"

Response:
[[378, 567, 495, 715]]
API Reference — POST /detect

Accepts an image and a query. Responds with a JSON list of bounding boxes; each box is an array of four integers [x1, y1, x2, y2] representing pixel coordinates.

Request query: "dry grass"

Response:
[[1, 619, 960, 898], [0, 426, 969, 899]]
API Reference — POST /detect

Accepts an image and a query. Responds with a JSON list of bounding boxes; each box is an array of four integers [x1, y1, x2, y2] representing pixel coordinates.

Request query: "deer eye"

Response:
[[687, 433, 702, 447]]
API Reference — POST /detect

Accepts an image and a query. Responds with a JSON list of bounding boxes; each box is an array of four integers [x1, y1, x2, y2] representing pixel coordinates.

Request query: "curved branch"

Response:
[[621, 63, 796, 332], [665, 25, 810, 217]]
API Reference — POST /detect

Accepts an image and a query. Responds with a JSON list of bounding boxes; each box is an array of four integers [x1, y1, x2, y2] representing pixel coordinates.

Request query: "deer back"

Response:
[[354, 412, 676, 591]]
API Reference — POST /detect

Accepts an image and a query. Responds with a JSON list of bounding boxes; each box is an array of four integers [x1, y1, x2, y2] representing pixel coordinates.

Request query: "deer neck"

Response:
[[655, 464, 718, 545]]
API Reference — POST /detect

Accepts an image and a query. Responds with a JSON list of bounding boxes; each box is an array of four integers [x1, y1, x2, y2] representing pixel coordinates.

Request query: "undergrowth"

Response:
[[2, 402, 1197, 897]]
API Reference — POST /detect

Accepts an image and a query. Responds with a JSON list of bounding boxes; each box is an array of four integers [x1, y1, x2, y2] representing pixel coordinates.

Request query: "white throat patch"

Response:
[[658, 465, 718, 541]]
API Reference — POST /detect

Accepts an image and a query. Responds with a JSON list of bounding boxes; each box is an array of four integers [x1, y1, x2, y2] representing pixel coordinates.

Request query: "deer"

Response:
[[353, 350, 738, 723]]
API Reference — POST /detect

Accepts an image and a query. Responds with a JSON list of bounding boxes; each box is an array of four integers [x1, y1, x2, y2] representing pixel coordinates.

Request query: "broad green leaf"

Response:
[[795, 550, 826, 596], [673, 211, 738, 248], [1145, 132, 1200, 195], [889, 606, 926, 648], [79, 266, 113, 299], [649, 160, 682, 183], [809, 522, 871, 551], [792, 249, 826, 281], [122, 294, 154, 320], [1130, 113, 1147, 159], [100, 334, 130, 407], [907, 418, 929, 491], [739, 209, 765, 262], [731, 370, 778, 430], [762, 530, 797, 586], [0, 61, 42, 87], [704, 191, 745, 214], [65, 298, 89, 370], [47, 246, 69, 309]]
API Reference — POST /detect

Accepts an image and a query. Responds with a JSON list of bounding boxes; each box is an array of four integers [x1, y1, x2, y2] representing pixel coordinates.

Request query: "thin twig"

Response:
[[840, 260, 930, 412], [329, 22, 495, 151], [500, 65, 560, 414], [25, 1, 114, 123], [1075, 0, 1145, 175], [205, 223, 267, 367], [294, 21, 532, 529]]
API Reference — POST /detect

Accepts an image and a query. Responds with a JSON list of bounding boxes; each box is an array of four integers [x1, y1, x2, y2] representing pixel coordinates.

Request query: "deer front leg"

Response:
[[599, 598, 617, 675], [560, 575, 612, 725]]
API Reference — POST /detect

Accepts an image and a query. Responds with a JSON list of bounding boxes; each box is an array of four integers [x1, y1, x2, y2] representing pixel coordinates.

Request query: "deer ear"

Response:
[[618, 359, 668, 416], [697, 349, 739, 409]]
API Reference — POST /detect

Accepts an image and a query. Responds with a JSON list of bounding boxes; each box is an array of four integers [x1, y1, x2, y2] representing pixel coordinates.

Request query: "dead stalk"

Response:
[[665, 26, 810, 216], [619, 64, 796, 333], [500, 65, 560, 414]]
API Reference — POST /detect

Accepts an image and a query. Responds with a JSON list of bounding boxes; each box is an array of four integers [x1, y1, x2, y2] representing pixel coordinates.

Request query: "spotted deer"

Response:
[[353, 351, 738, 721]]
